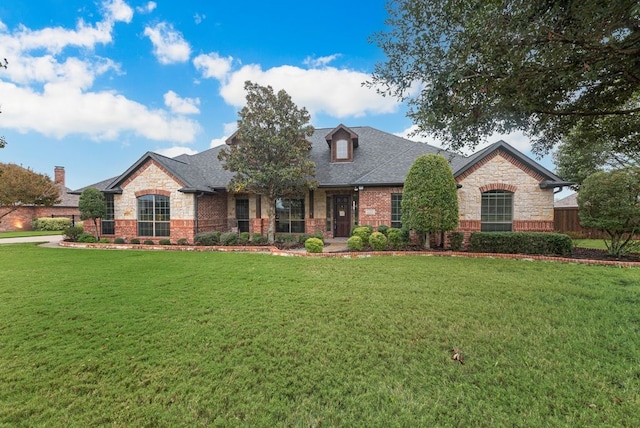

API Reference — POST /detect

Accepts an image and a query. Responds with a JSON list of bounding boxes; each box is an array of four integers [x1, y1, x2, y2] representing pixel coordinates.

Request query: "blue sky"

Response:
[[0, 0, 561, 192]]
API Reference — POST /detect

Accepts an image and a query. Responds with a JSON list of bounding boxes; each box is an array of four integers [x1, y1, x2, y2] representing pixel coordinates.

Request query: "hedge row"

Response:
[[468, 232, 572, 256]]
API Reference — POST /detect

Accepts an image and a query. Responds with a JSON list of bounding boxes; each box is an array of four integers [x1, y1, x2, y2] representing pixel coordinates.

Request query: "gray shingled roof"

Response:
[[76, 126, 568, 193]]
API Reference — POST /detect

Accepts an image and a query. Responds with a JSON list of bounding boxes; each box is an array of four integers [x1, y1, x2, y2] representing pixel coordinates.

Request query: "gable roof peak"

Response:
[[325, 124, 359, 148]]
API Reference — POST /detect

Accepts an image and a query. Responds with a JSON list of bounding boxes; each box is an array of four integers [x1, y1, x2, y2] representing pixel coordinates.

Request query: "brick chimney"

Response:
[[54, 166, 65, 187]]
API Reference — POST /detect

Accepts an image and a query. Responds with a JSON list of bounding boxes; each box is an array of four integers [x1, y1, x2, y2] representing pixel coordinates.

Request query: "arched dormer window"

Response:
[[325, 124, 358, 162]]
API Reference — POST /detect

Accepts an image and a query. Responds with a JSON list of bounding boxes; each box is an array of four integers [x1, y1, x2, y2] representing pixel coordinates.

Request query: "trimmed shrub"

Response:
[[159, 239, 171, 245], [143, 240, 154, 245], [32, 217, 72, 231], [377, 224, 389, 236], [114, 237, 126, 244], [63, 226, 84, 242], [347, 236, 363, 251], [129, 238, 140, 244], [369, 232, 388, 251], [313, 231, 325, 240], [387, 227, 406, 249], [194, 231, 221, 246], [447, 232, 464, 251], [77, 233, 97, 243], [468, 232, 573, 256], [220, 232, 238, 246], [351, 226, 372, 244], [176, 238, 189, 246], [275, 234, 297, 244], [238, 232, 250, 245], [304, 237, 324, 253], [98, 238, 110, 243], [252, 233, 267, 245]]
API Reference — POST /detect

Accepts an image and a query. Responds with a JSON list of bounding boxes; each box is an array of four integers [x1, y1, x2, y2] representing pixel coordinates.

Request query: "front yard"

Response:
[[0, 244, 638, 426]]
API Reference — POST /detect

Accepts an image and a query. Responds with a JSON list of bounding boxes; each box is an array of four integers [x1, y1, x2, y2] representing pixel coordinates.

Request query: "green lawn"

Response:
[[1, 244, 639, 427], [0, 230, 64, 239]]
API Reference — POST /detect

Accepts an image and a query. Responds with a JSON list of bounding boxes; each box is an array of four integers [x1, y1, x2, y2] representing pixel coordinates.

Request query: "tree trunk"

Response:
[[93, 218, 100, 240], [267, 198, 276, 244], [423, 232, 431, 250]]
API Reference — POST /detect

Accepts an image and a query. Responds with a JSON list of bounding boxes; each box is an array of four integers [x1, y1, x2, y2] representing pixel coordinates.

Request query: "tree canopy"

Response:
[[0, 163, 61, 222], [218, 81, 316, 244], [401, 154, 459, 249], [79, 187, 106, 239], [578, 168, 640, 256], [370, 0, 640, 155]]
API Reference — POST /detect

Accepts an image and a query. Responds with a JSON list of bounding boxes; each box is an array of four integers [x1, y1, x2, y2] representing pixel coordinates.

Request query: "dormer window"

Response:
[[326, 124, 358, 163], [336, 139, 349, 160]]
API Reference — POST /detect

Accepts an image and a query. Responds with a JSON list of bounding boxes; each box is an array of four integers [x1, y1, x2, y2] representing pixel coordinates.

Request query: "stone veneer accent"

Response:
[[456, 150, 554, 233]]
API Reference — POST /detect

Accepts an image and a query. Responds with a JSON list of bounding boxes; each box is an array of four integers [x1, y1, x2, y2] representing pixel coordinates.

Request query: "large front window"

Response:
[[137, 194, 170, 236], [391, 193, 402, 228], [101, 194, 114, 235], [276, 198, 305, 233], [481, 190, 513, 232]]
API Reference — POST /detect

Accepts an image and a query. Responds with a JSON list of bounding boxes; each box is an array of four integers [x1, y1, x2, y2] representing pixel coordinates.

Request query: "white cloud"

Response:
[[194, 13, 206, 25], [303, 54, 341, 68], [0, 81, 201, 142], [193, 52, 233, 80], [103, 0, 133, 24], [144, 22, 191, 64], [218, 64, 399, 118], [156, 146, 198, 157], [209, 137, 228, 148], [223, 121, 237, 135], [136, 1, 157, 14], [395, 124, 533, 155], [163, 90, 200, 114]]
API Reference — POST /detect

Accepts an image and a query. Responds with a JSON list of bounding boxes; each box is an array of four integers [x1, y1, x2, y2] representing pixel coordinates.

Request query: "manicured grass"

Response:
[[0, 230, 64, 239], [1, 244, 639, 426], [575, 239, 639, 251]]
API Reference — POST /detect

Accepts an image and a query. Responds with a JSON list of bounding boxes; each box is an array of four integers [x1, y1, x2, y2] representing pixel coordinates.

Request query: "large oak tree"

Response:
[[0, 163, 61, 223], [370, 1, 640, 155], [218, 81, 316, 244]]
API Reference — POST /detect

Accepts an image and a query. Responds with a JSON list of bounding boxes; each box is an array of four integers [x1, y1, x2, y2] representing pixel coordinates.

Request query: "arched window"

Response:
[[481, 190, 513, 232], [137, 194, 170, 236]]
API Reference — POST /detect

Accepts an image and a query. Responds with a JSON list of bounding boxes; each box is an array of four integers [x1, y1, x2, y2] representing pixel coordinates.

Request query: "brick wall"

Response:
[[1, 206, 80, 232], [357, 187, 403, 230], [196, 193, 228, 233]]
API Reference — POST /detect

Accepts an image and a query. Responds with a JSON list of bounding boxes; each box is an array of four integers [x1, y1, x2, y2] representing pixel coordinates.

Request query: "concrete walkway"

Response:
[[0, 235, 63, 246]]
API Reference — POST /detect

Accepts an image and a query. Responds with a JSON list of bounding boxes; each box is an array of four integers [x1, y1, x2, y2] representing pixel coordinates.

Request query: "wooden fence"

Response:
[[553, 207, 604, 238]]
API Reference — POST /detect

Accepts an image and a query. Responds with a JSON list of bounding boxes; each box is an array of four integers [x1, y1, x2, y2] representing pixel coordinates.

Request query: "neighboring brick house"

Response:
[[75, 125, 569, 244], [0, 166, 80, 232]]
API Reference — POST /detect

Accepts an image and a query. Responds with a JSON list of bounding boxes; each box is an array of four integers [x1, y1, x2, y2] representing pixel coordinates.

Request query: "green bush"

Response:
[[275, 234, 297, 244], [468, 232, 573, 256], [238, 232, 250, 245], [220, 232, 238, 246], [143, 240, 155, 245], [377, 225, 389, 236], [252, 233, 267, 245], [77, 233, 97, 243], [447, 232, 464, 251], [304, 237, 324, 253], [369, 232, 388, 251], [159, 239, 171, 245], [387, 227, 406, 249], [63, 226, 84, 242], [32, 217, 72, 231], [176, 238, 189, 246], [114, 237, 126, 244], [351, 226, 372, 244], [98, 238, 110, 243], [194, 231, 221, 246], [129, 238, 140, 244], [347, 236, 363, 251]]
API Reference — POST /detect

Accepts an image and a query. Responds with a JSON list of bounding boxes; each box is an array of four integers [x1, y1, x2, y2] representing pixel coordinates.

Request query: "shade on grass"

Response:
[[0, 244, 638, 426]]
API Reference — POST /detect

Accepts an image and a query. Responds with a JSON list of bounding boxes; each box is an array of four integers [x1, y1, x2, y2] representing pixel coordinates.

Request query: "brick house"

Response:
[[0, 166, 80, 232], [76, 125, 569, 244]]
